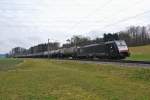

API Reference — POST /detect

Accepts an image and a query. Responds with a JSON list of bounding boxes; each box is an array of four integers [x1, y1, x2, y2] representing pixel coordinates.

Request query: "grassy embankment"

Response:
[[0, 58, 150, 100], [127, 45, 150, 61]]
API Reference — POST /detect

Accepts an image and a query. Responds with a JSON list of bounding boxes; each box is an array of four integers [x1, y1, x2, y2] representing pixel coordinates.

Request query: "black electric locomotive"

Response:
[[76, 40, 130, 59]]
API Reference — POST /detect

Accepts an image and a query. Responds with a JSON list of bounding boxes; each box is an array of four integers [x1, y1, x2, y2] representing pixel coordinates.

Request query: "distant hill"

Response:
[[0, 54, 6, 58]]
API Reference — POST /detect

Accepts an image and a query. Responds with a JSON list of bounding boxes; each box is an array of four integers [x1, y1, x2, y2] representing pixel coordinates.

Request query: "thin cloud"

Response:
[[0, 0, 150, 53]]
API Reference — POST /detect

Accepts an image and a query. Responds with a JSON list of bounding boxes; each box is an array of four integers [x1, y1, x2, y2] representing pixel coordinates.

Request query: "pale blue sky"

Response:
[[0, 0, 150, 53]]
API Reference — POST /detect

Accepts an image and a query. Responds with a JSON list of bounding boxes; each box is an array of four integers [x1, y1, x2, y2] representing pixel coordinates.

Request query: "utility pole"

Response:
[[48, 38, 50, 59], [75, 39, 77, 49]]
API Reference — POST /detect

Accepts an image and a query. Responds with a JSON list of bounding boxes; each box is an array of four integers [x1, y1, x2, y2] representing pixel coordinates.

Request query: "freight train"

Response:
[[11, 40, 130, 59]]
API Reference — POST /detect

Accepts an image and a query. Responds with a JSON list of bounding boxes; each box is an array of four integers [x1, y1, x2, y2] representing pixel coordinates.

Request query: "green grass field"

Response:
[[0, 58, 150, 100], [0, 58, 22, 71], [127, 45, 150, 61]]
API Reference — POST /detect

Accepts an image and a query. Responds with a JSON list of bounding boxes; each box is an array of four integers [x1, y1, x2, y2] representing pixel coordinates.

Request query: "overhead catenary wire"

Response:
[[91, 0, 144, 25], [69, 0, 147, 32], [68, 0, 113, 31], [101, 10, 150, 29]]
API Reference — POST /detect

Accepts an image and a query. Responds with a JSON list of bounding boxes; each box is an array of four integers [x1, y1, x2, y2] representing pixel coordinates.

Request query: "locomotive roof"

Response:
[[105, 40, 124, 44], [59, 40, 124, 49], [80, 40, 120, 48], [80, 43, 104, 48]]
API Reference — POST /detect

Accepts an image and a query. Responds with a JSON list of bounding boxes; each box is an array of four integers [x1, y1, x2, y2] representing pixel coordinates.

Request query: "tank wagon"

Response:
[[12, 40, 130, 59]]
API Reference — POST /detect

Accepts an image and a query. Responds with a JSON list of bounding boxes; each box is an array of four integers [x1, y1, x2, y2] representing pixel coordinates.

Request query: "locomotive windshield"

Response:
[[115, 40, 127, 46], [115, 40, 128, 52]]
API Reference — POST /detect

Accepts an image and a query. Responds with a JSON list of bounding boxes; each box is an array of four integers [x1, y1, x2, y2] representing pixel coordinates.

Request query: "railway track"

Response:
[[56, 58, 150, 66], [89, 59, 150, 65], [113, 60, 150, 65]]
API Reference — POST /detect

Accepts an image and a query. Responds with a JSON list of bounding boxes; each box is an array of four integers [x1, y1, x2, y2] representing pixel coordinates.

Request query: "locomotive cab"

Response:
[[106, 41, 118, 58], [106, 40, 130, 59], [115, 40, 130, 58]]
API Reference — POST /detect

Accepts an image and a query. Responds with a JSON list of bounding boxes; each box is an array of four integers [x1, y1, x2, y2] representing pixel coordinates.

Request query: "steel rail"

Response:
[[56, 58, 150, 65]]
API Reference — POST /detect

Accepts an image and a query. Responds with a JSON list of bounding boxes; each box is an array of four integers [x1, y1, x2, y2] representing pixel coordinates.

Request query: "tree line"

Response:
[[64, 25, 150, 47], [118, 25, 150, 46]]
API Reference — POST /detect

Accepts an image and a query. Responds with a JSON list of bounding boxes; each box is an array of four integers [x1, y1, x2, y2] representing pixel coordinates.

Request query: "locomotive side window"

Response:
[[115, 40, 127, 46], [109, 44, 115, 54], [106, 42, 118, 58]]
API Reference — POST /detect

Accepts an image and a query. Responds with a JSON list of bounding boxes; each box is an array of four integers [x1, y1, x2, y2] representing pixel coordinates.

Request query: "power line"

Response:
[[68, 0, 147, 33], [68, 0, 149, 34], [102, 10, 150, 29], [92, 0, 144, 25], [68, 0, 113, 30]]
